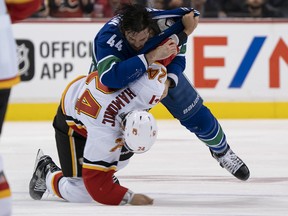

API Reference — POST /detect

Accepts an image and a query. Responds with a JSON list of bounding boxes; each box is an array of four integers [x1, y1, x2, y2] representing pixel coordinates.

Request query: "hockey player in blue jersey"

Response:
[[90, 3, 250, 181]]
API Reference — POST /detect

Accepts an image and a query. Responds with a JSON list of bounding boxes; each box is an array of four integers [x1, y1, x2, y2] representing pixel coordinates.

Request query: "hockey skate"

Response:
[[210, 146, 250, 181], [29, 149, 60, 200]]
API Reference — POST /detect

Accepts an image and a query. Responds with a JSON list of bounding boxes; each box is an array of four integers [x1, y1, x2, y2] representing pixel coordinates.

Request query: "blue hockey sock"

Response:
[[196, 118, 228, 153], [180, 105, 228, 154]]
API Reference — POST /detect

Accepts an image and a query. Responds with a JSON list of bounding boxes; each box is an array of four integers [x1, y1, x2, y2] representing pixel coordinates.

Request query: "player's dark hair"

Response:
[[117, 3, 156, 33]]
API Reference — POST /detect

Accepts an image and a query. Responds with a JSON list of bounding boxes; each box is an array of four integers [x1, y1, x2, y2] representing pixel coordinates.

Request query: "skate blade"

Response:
[[32, 149, 44, 172]]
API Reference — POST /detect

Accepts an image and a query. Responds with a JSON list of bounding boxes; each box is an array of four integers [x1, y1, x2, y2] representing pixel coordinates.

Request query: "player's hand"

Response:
[[129, 193, 154, 205], [160, 78, 171, 101], [155, 39, 178, 60], [145, 39, 178, 65], [182, 11, 199, 36]]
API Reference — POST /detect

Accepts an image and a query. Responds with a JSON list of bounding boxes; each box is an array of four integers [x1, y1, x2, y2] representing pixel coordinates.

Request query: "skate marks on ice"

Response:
[[1, 120, 288, 215], [120, 174, 288, 183], [121, 174, 288, 199]]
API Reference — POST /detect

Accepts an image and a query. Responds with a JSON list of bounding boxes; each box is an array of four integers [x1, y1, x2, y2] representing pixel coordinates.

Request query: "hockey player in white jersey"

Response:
[[1, 0, 41, 215], [29, 62, 168, 205]]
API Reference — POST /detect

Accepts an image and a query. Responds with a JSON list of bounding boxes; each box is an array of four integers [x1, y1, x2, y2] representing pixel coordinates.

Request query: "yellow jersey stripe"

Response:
[[6, 0, 35, 4], [61, 75, 85, 115], [0, 75, 20, 89], [83, 164, 117, 172], [0, 189, 11, 199]]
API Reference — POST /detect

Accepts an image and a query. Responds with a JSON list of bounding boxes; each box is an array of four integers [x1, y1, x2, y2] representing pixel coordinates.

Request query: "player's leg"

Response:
[[49, 105, 92, 202], [0, 89, 12, 215], [180, 105, 250, 180], [29, 105, 92, 202], [53, 105, 86, 178], [161, 73, 250, 180], [51, 105, 92, 202], [0, 155, 12, 216], [0, 89, 11, 135]]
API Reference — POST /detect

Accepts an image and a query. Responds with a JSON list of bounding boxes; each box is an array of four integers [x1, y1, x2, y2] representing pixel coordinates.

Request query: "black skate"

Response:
[[211, 146, 250, 181], [29, 149, 60, 200]]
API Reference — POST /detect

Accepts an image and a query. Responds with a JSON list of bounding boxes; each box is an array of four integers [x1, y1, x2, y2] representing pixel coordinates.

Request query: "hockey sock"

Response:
[[180, 105, 228, 154], [196, 118, 228, 154], [46, 171, 93, 203], [46, 170, 64, 199]]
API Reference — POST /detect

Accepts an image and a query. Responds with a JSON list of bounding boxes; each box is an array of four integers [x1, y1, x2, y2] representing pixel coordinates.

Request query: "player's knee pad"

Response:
[[180, 105, 216, 134]]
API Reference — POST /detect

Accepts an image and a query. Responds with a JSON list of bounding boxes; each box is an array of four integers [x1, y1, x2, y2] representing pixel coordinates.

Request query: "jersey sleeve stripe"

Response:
[[61, 75, 86, 115], [97, 55, 121, 76], [0, 189, 11, 199], [138, 54, 148, 69], [167, 73, 178, 86], [6, 0, 35, 3], [83, 163, 117, 172], [0, 75, 20, 89], [83, 159, 118, 172]]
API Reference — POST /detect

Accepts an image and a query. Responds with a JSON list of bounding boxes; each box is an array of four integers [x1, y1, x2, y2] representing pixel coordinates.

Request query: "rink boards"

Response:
[[6, 19, 288, 120]]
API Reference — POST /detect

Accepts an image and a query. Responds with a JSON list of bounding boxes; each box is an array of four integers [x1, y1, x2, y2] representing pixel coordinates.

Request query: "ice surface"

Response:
[[1, 120, 287, 216]]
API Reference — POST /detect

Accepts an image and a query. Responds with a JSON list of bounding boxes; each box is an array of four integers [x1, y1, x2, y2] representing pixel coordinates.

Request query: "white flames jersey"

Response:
[[62, 63, 167, 170]]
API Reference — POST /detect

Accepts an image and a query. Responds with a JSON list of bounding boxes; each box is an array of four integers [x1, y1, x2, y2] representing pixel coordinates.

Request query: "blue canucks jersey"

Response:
[[91, 7, 199, 88]]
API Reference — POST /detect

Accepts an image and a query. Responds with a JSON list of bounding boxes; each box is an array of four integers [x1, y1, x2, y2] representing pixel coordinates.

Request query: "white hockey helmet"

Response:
[[122, 110, 158, 154]]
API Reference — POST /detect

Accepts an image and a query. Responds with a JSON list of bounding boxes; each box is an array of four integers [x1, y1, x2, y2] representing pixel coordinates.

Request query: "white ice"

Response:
[[0, 119, 288, 216]]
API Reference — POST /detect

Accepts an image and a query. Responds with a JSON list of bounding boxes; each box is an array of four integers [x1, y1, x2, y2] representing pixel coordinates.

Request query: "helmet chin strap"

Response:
[[123, 141, 134, 153]]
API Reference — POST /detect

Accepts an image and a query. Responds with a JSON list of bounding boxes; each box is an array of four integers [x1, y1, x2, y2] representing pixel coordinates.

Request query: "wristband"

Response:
[[120, 190, 134, 205]]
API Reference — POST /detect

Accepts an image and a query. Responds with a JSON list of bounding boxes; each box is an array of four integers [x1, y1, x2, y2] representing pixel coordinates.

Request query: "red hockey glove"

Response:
[[157, 36, 180, 66]]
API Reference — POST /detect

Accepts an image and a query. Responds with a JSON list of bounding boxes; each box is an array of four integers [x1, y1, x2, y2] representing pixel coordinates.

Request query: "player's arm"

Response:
[[94, 7, 198, 89], [144, 39, 179, 66], [159, 10, 199, 88], [81, 131, 152, 205], [94, 37, 148, 89], [82, 159, 153, 205], [94, 32, 179, 89], [165, 48, 186, 88], [82, 161, 128, 205], [182, 10, 199, 37]]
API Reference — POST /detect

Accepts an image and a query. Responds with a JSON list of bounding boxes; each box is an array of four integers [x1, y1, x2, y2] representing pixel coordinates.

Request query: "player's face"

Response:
[[124, 28, 150, 51]]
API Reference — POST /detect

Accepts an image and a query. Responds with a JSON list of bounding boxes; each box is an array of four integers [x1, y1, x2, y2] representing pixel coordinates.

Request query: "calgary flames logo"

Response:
[[132, 128, 137, 135], [110, 138, 124, 152]]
